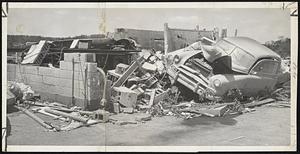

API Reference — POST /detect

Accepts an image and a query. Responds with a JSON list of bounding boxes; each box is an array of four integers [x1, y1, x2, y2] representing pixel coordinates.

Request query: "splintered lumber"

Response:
[[15, 105, 54, 130], [244, 98, 276, 108], [148, 89, 156, 107], [179, 108, 215, 117], [50, 106, 74, 113], [179, 105, 229, 117], [153, 88, 170, 104], [78, 110, 94, 115], [44, 108, 89, 123], [112, 56, 146, 87], [31, 107, 67, 121], [24, 101, 74, 112]]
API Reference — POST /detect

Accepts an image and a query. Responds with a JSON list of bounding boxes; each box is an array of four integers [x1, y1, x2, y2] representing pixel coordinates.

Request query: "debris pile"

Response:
[[7, 81, 109, 132], [106, 49, 248, 121], [7, 37, 292, 128], [105, 47, 291, 121], [272, 82, 290, 102]]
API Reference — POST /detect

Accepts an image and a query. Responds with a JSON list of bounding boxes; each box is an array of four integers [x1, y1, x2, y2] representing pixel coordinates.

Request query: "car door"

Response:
[[248, 59, 280, 92]]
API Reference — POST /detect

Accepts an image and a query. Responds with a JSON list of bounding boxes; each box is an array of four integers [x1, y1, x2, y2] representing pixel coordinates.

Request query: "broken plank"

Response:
[[244, 98, 275, 108], [31, 107, 67, 121], [179, 108, 215, 117], [153, 88, 170, 104], [14, 105, 55, 130], [112, 56, 146, 87], [44, 108, 89, 123]]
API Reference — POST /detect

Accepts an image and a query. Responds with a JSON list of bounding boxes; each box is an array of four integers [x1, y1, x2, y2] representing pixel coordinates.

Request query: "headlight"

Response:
[[213, 79, 221, 87], [173, 55, 181, 64]]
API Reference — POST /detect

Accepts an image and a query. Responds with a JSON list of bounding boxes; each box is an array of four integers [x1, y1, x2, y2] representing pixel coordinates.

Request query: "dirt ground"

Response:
[[6, 104, 290, 146]]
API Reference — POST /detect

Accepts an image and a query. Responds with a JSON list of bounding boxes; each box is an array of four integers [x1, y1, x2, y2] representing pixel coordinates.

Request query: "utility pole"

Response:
[[164, 23, 169, 55], [98, 3, 106, 35]]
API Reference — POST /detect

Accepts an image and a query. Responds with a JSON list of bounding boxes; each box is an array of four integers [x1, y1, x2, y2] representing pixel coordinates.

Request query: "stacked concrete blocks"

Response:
[[7, 53, 103, 110]]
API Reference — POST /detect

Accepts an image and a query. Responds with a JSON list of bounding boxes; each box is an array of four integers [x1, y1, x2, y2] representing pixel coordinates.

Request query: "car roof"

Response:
[[224, 37, 281, 60]]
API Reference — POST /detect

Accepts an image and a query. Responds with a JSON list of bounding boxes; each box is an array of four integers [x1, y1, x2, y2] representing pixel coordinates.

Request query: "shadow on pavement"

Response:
[[7, 105, 19, 114], [181, 114, 241, 126]]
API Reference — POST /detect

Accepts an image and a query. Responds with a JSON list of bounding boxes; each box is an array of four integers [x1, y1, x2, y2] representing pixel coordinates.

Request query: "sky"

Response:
[[8, 8, 291, 43]]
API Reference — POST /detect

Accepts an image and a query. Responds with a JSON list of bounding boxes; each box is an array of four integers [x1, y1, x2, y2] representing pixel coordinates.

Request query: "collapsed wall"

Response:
[[7, 53, 103, 111]]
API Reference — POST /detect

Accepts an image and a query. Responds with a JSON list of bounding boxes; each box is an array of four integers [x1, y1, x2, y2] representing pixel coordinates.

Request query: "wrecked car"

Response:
[[165, 37, 282, 100]]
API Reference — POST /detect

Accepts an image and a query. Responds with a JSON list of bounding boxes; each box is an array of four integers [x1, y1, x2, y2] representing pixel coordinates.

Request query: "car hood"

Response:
[[166, 47, 203, 66]]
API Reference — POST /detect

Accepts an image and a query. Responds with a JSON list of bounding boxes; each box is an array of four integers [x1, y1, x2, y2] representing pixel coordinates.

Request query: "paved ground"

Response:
[[6, 104, 290, 146]]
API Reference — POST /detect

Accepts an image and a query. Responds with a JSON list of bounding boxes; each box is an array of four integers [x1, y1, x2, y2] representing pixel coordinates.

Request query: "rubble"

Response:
[[8, 82, 109, 131], [8, 82, 35, 101], [244, 98, 276, 108], [7, 36, 291, 130], [104, 46, 291, 121]]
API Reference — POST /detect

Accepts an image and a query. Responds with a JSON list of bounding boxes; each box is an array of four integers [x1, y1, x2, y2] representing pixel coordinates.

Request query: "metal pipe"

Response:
[[97, 67, 107, 107]]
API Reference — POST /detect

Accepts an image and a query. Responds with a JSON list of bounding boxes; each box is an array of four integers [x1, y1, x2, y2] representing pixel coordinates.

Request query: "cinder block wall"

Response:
[[7, 53, 103, 111]]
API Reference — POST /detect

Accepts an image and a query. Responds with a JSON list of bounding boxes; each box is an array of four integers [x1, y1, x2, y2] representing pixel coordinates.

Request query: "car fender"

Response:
[[209, 74, 277, 96]]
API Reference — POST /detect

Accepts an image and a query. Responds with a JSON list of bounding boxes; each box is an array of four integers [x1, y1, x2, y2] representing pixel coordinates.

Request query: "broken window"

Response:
[[215, 40, 235, 54], [230, 47, 255, 70], [251, 60, 279, 75], [189, 41, 202, 50]]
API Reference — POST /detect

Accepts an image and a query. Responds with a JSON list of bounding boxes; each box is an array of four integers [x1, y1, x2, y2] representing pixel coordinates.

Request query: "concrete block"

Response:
[[54, 94, 73, 107], [64, 53, 79, 62], [42, 76, 57, 85], [56, 86, 72, 97], [28, 82, 43, 92], [86, 72, 100, 81], [111, 87, 138, 108], [56, 69, 85, 81], [87, 76, 101, 89], [74, 87, 85, 99], [44, 83, 58, 94], [59, 61, 83, 72], [59, 61, 97, 73], [115, 63, 129, 74], [80, 53, 96, 62], [23, 65, 39, 75], [26, 74, 43, 83], [86, 87, 102, 101], [17, 65, 26, 74], [42, 76, 85, 90], [14, 73, 23, 82], [39, 66, 58, 77], [15, 73, 29, 84], [64, 53, 95, 63], [113, 103, 120, 113], [142, 62, 157, 72], [85, 62, 98, 73], [122, 107, 134, 114], [7, 72, 16, 81], [56, 77, 72, 88], [74, 98, 86, 110], [7, 64, 16, 73], [42, 76, 83, 89], [74, 80, 86, 90]]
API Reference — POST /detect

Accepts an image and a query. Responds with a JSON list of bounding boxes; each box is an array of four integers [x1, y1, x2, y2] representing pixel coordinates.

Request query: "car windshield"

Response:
[[214, 40, 235, 54], [230, 47, 256, 70]]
